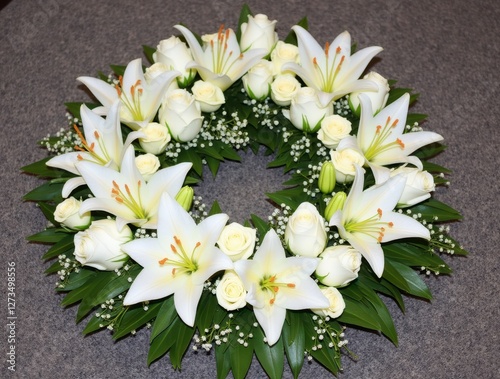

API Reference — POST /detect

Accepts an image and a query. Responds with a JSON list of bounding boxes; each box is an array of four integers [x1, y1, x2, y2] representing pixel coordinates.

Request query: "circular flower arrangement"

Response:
[[24, 5, 468, 378]]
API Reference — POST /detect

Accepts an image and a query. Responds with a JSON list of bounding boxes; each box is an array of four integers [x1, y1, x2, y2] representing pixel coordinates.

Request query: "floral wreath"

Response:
[[24, 5, 467, 378]]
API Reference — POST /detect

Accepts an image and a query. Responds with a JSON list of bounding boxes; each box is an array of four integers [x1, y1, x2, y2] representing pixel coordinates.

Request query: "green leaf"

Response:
[[309, 343, 341, 375], [177, 148, 203, 176], [229, 338, 254, 379], [284, 16, 308, 45], [150, 296, 177, 340], [283, 312, 305, 379], [82, 314, 105, 335], [215, 343, 232, 379], [383, 260, 432, 300], [383, 242, 451, 274], [336, 297, 381, 331], [113, 302, 162, 340], [21, 157, 68, 178], [143, 45, 156, 64], [148, 318, 179, 366], [24, 181, 65, 202], [110, 64, 126, 77], [208, 200, 223, 216], [170, 321, 196, 369], [250, 214, 270, 237], [42, 233, 74, 260], [414, 142, 446, 160], [254, 327, 284, 379], [205, 156, 221, 177], [58, 269, 96, 291], [27, 228, 68, 243], [410, 198, 462, 222]]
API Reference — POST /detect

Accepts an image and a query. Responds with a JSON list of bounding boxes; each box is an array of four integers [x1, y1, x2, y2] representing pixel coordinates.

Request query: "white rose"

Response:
[[144, 63, 180, 94], [240, 14, 278, 54], [217, 222, 256, 261], [73, 219, 132, 271], [317, 115, 352, 149], [270, 74, 301, 106], [311, 287, 346, 318], [315, 246, 362, 287], [284, 202, 327, 257], [138, 122, 171, 155], [216, 270, 247, 311], [330, 148, 365, 183], [284, 87, 334, 132], [349, 71, 390, 116], [191, 80, 225, 113], [135, 153, 160, 181], [242, 59, 273, 100], [153, 36, 196, 86], [159, 89, 203, 142], [54, 197, 91, 230], [390, 166, 435, 207], [270, 41, 299, 76]]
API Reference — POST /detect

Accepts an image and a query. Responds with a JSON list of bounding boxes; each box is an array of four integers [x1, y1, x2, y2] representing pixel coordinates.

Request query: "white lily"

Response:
[[329, 165, 430, 277], [337, 93, 444, 182], [282, 26, 383, 106], [174, 24, 267, 91], [46, 101, 143, 197], [78, 58, 180, 130], [75, 145, 191, 231], [122, 193, 233, 327], [234, 229, 329, 346]]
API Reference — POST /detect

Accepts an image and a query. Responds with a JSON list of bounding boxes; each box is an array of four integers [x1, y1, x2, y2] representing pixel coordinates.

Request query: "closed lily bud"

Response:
[[325, 191, 347, 221], [318, 162, 336, 194], [175, 186, 194, 211]]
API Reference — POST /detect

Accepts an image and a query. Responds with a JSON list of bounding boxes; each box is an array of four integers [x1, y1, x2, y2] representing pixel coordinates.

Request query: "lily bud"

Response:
[[175, 186, 194, 211], [318, 162, 336, 194], [325, 191, 347, 221]]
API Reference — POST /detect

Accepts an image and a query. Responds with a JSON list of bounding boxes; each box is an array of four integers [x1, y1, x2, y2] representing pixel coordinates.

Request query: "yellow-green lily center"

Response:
[[344, 208, 394, 243], [259, 274, 296, 305], [313, 43, 345, 93], [158, 236, 200, 276], [111, 180, 147, 220], [115, 76, 144, 121], [364, 116, 404, 161], [210, 25, 242, 76], [74, 125, 110, 165]]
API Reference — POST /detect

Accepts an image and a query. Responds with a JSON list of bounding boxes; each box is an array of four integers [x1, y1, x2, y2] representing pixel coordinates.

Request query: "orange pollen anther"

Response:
[[377, 208, 383, 218], [388, 222, 394, 227], [396, 138, 405, 148], [125, 184, 132, 195], [94, 131, 100, 139], [174, 236, 182, 246], [392, 119, 399, 127], [170, 244, 178, 253], [115, 197, 124, 203], [77, 154, 83, 160], [158, 258, 168, 265], [287, 283, 296, 288], [313, 57, 318, 65], [195, 242, 201, 248], [273, 287, 279, 293], [376, 125, 382, 133], [270, 298, 275, 305], [336, 46, 341, 54], [324, 41, 330, 56], [111, 188, 119, 195], [172, 268, 176, 275]]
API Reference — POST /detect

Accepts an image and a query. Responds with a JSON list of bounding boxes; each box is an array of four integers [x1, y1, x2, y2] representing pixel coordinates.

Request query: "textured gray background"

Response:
[[1, 0, 499, 378]]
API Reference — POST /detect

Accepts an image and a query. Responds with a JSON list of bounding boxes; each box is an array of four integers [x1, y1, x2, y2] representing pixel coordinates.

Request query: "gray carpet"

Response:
[[1, 0, 499, 378]]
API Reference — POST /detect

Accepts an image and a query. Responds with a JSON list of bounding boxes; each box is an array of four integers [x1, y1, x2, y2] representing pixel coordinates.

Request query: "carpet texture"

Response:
[[1, 0, 498, 378]]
